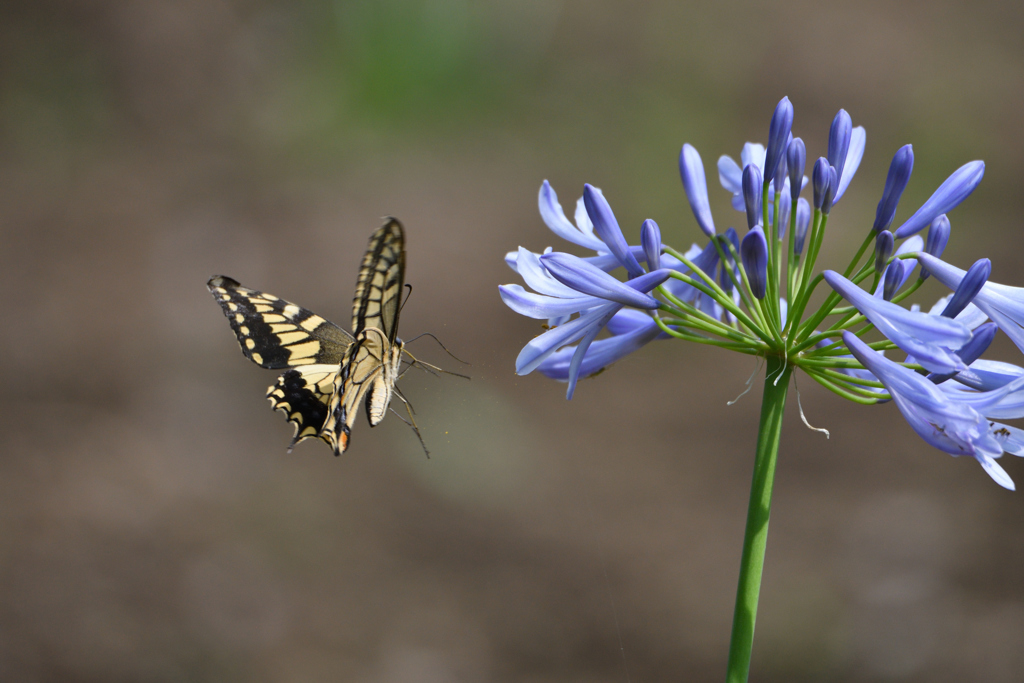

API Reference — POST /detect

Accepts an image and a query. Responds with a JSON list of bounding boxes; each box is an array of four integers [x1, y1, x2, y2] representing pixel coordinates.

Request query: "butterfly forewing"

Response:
[[208, 276, 354, 369], [351, 219, 405, 341]]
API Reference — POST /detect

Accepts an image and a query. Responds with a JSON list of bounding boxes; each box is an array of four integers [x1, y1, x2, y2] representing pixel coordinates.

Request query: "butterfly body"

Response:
[[208, 218, 407, 455]]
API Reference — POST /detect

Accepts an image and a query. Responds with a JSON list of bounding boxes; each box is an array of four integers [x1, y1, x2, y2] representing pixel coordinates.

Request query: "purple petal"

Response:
[[583, 184, 645, 277], [515, 303, 620, 375], [538, 181, 607, 251], [514, 247, 583, 298], [833, 126, 865, 204], [537, 313, 661, 383], [541, 252, 664, 308], [499, 284, 602, 319], [718, 155, 742, 194], [565, 307, 619, 399], [679, 144, 716, 237]]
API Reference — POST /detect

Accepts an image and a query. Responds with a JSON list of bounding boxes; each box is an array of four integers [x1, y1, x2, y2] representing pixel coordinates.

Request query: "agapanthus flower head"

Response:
[[893, 160, 985, 238], [765, 97, 794, 182], [742, 164, 762, 230], [873, 144, 914, 233], [679, 143, 716, 237], [503, 96, 1020, 493]]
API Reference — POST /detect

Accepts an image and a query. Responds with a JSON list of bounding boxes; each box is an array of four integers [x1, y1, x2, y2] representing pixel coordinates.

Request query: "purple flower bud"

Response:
[[920, 215, 951, 279], [741, 226, 768, 299], [827, 109, 853, 181], [773, 133, 791, 197], [787, 137, 806, 204], [641, 219, 661, 272], [875, 230, 894, 274], [883, 259, 906, 301], [873, 144, 914, 233], [742, 164, 762, 230], [812, 157, 831, 210], [764, 97, 794, 183], [777, 190, 791, 240], [794, 198, 811, 255], [940, 258, 990, 318], [679, 144, 716, 237], [893, 160, 985, 238], [926, 323, 998, 386], [822, 166, 839, 215], [952, 322, 996, 366]]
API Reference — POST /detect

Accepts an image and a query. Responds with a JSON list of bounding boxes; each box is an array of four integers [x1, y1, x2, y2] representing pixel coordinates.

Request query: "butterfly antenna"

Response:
[[399, 283, 413, 314], [400, 357, 440, 379], [402, 352, 471, 380], [403, 332, 470, 365]]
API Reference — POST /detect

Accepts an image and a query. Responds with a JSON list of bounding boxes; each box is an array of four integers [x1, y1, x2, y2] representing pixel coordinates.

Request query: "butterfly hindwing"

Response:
[[322, 330, 383, 454], [352, 218, 405, 341], [208, 276, 354, 369], [266, 364, 338, 449]]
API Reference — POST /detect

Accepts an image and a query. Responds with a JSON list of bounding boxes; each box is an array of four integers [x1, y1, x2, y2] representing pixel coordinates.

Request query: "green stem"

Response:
[[726, 354, 792, 683]]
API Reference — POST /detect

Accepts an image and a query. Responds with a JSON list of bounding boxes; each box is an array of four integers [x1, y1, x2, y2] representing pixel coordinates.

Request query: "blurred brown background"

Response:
[[2, 1, 1024, 681]]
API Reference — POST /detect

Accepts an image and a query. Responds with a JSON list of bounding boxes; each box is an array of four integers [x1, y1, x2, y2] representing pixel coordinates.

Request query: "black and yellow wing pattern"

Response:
[[208, 218, 408, 454], [322, 219, 406, 454]]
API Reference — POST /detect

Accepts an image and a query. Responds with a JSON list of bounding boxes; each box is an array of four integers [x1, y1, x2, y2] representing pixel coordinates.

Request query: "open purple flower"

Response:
[[824, 270, 972, 374], [844, 331, 1019, 489], [536, 309, 664, 383], [917, 253, 1024, 355]]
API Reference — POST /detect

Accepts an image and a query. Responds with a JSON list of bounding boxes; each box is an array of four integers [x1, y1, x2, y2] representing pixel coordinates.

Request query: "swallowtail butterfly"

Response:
[[208, 218, 413, 454]]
